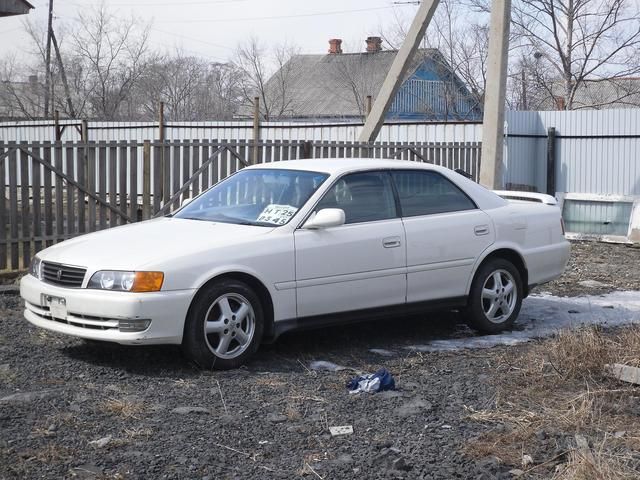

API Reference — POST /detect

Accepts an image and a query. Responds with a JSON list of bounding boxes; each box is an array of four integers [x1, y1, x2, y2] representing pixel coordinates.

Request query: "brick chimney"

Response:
[[366, 36, 383, 53], [328, 39, 343, 55]]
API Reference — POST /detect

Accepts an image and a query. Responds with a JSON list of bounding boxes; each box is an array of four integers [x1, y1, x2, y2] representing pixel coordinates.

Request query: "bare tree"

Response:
[[234, 37, 299, 120], [204, 62, 244, 119], [0, 55, 43, 119], [136, 51, 243, 121], [69, 4, 151, 120], [509, 0, 640, 109]]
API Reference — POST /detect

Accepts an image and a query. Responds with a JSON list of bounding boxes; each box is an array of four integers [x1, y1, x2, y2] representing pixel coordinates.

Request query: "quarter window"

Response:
[[315, 171, 397, 224], [391, 170, 476, 216]]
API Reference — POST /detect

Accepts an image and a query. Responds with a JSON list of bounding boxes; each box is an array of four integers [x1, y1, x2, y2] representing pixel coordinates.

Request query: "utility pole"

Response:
[[44, 0, 54, 118], [358, 0, 440, 142], [51, 31, 75, 118], [521, 68, 527, 111], [479, 0, 511, 189]]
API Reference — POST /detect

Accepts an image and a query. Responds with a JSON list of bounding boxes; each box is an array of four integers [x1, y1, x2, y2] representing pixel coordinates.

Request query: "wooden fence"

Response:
[[0, 139, 481, 271]]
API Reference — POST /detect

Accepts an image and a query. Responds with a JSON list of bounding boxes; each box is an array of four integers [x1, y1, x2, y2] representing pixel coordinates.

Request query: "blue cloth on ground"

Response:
[[346, 368, 395, 394]]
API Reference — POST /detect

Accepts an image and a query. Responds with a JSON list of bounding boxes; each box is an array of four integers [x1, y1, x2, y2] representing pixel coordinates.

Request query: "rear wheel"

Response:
[[466, 258, 522, 333], [182, 279, 263, 370]]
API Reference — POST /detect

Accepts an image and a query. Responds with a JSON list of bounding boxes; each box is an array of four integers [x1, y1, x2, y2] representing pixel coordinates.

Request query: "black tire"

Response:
[[466, 258, 523, 334], [182, 279, 264, 370]]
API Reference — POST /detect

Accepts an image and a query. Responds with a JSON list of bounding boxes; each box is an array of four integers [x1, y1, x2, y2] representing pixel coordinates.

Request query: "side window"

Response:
[[315, 171, 397, 224], [391, 170, 476, 217]]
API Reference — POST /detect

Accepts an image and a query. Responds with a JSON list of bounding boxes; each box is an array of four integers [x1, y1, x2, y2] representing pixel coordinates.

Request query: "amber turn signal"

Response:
[[131, 272, 164, 292]]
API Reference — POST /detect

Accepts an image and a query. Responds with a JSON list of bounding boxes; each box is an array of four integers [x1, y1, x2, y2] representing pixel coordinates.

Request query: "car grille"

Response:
[[42, 261, 87, 288]]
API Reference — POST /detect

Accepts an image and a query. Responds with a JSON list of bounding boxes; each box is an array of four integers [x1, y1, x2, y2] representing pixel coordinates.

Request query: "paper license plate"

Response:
[[44, 295, 67, 320]]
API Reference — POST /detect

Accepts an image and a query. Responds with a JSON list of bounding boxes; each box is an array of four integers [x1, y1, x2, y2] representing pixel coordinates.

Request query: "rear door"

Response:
[[294, 171, 407, 318], [391, 170, 495, 302]]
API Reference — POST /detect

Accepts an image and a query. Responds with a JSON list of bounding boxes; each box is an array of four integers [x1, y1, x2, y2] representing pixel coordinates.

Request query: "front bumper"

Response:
[[20, 274, 196, 345]]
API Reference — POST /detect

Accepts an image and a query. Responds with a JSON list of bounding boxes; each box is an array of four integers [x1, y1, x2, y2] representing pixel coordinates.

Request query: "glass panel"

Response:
[[562, 200, 632, 236], [391, 170, 476, 216], [315, 172, 397, 224], [175, 169, 328, 226]]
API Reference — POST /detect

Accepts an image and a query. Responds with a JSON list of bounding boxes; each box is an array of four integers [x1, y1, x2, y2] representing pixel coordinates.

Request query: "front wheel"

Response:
[[182, 280, 264, 370], [466, 258, 523, 333]]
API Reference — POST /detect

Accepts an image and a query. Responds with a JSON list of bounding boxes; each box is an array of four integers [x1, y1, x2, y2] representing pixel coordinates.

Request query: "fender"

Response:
[[465, 240, 529, 295], [191, 264, 296, 323]]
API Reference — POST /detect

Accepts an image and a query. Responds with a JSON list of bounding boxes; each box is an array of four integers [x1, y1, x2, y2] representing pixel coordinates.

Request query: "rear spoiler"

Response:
[[493, 190, 558, 206]]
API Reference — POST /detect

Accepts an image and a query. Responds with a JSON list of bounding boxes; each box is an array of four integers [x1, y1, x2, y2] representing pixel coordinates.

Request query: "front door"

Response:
[[294, 171, 407, 318]]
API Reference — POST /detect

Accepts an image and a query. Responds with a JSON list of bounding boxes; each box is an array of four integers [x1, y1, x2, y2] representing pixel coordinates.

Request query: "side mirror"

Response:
[[181, 197, 193, 208], [303, 208, 346, 229]]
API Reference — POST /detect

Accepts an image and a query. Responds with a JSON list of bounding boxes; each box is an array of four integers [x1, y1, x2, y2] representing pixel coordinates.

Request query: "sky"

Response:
[[0, 0, 419, 63]]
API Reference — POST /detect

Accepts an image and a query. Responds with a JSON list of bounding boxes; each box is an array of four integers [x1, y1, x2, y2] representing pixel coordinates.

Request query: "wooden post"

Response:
[[252, 96, 260, 165], [81, 119, 88, 143], [54, 110, 61, 141], [302, 141, 312, 159], [159, 102, 166, 214], [158, 101, 165, 142], [546, 127, 556, 196], [142, 140, 151, 220]]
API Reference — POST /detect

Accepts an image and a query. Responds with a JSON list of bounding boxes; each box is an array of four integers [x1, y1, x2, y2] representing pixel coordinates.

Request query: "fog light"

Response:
[[118, 319, 151, 332]]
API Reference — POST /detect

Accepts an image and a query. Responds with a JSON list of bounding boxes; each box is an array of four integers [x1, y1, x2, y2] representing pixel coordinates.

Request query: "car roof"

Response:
[[244, 158, 508, 210], [245, 158, 446, 175]]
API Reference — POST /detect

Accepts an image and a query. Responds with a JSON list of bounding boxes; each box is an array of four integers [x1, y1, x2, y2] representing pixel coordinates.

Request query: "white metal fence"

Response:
[[0, 119, 483, 144], [1, 110, 639, 199]]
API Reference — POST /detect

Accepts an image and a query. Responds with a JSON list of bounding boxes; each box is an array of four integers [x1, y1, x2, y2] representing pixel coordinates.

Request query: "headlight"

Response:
[[87, 271, 164, 292], [29, 256, 42, 280]]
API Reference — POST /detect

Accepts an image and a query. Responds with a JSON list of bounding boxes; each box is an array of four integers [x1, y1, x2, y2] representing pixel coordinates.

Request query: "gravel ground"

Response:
[[0, 240, 639, 479], [544, 241, 640, 296]]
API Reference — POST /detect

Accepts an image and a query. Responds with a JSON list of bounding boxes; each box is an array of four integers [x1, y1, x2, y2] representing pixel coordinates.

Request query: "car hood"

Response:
[[39, 217, 275, 270]]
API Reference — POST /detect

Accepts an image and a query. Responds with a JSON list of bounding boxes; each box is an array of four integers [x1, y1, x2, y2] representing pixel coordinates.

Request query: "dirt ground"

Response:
[[0, 240, 639, 479]]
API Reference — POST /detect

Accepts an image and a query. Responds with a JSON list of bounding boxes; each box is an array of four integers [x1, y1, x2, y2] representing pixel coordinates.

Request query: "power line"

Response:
[[155, 5, 410, 24], [62, 0, 250, 7], [150, 27, 235, 52], [109, 0, 250, 5]]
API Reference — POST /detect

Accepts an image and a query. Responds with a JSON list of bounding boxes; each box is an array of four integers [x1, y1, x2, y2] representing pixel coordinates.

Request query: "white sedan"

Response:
[[21, 159, 570, 369]]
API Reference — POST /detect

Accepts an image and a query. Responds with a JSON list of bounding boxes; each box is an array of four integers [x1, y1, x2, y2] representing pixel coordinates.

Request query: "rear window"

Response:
[[391, 170, 476, 217]]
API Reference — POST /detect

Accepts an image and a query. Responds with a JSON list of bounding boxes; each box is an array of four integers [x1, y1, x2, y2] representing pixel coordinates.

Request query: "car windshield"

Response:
[[174, 168, 329, 226]]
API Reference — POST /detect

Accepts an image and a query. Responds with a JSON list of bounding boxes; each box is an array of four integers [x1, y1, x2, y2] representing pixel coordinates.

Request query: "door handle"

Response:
[[383, 236, 402, 248], [474, 225, 490, 236]]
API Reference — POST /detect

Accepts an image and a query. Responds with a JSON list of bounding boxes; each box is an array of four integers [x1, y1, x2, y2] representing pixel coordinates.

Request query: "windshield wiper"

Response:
[[212, 216, 273, 227]]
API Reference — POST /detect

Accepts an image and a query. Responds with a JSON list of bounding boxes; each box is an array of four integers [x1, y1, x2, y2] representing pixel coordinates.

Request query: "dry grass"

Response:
[[545, 327, 615, 379], [553, 444, 638, 480], [463, 326, 640, 477], [171, 378, 194, 388], [0, 364, 15, 384], [100, 398, 146, 419], [123, 426, 153, 439], [254, 376, 287, 388], [19, 443, 72, 463]]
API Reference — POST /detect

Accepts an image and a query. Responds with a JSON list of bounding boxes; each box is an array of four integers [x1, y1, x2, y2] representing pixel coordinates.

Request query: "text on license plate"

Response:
[[43, 295, 67, 320]]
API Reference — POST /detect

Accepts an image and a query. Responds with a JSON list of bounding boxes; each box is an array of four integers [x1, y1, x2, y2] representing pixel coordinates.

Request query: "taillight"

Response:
[[560, 218, 566, 235]]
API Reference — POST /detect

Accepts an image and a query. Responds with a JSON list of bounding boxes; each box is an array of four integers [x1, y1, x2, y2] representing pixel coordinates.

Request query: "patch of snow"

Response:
[[406, 291, 640, 352], [369, 349, 396, 357], [309, 360, 348, 372], [578, 280, 610, 288]]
